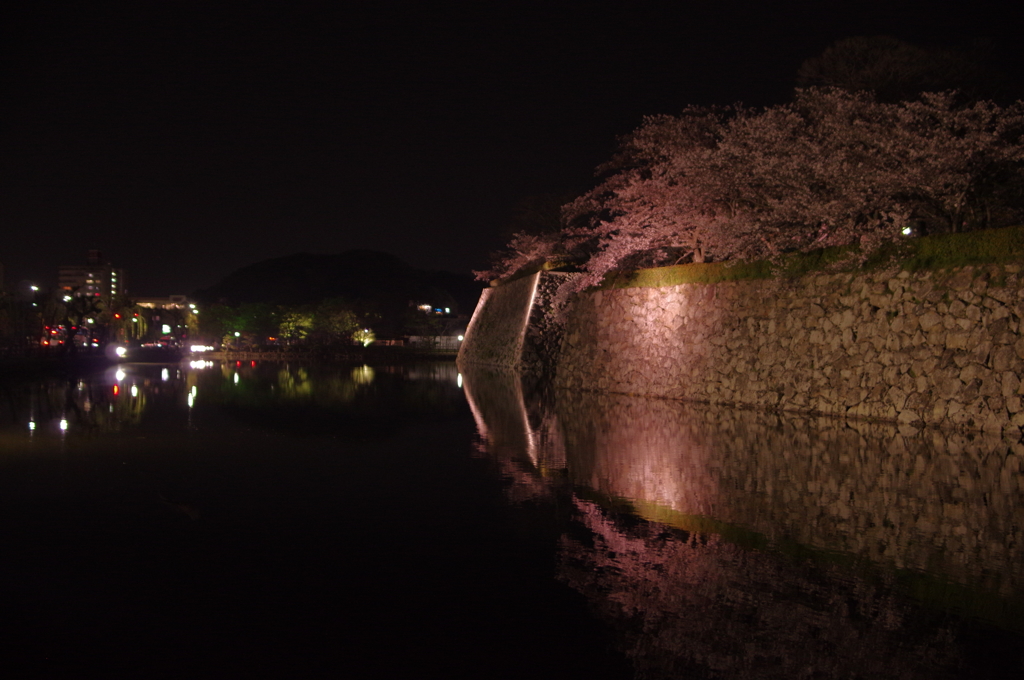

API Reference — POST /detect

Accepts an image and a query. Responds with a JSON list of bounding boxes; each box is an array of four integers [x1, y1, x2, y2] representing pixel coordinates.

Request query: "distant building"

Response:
[[134, 295, 188, 309], [407, 335, 463, 351], [135, 296, 193, 345], [58, 250, 125, 303]]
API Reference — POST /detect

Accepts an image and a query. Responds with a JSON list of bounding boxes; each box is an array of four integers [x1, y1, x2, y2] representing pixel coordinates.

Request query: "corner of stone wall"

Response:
[[520, 271, 580, 378]]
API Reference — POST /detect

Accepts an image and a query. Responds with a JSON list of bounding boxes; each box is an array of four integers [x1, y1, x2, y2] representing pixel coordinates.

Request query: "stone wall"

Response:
[[555, 264, 1024, 434], [458, 271, 579, 375], [457, 273, 539, 369]]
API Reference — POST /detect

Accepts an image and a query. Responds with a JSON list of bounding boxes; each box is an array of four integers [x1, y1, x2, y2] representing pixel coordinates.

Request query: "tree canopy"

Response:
[[480, 88, 1024, 298], [796, 36, 1010, 104]]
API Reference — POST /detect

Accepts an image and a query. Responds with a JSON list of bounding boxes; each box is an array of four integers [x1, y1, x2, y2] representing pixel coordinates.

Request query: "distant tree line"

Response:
[[199, 300, 362, 347], [196, 299, 456, 348]]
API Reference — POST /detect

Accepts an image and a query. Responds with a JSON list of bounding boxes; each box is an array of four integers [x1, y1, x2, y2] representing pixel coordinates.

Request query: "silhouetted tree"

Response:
[[797, 36, 1010, 104]]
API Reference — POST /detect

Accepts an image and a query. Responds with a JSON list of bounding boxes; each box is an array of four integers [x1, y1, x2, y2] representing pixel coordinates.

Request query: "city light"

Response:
[[115, 346, 127, 357]]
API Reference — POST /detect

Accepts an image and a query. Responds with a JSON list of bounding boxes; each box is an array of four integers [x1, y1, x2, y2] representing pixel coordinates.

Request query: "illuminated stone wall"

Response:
[[458, 271, 578, 374], [457, 273, 539, 369], [556, 264, 1024, 434]]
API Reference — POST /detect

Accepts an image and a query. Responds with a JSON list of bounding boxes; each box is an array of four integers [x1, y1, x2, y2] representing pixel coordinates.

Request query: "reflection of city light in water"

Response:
[[116, 369, 126, 381], [457, 373, 463, 388], [351, 365, 375, 385], [59, 419, 68, 431], [28, 421, 36, 432], [131, 385, 138, 398], [233, 373, 239, 384], [187, 393, 194, 408], [161, 368, 169, 381], [191, 385, 197, 397]]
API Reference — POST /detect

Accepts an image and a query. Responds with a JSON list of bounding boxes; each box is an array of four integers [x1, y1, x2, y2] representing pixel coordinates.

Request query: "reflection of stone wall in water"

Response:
[[558, 390, 1024, 596], [560, 498, 961, 680], [459, 365, 566, 504], [460, 368, 1023, 678], [557, 265, 1024, 433]]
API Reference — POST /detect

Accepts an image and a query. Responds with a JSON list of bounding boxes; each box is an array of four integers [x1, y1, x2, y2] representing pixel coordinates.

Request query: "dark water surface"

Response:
[[1, 361, 1022, 678]]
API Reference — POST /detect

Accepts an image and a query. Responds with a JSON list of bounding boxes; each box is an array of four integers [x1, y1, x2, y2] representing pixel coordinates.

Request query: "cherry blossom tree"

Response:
[[481, 89, 1024, 298]]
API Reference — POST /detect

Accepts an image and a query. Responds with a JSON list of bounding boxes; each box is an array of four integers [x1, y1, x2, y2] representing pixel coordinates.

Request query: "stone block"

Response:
[[945, 331, 970, 350], [992, 346, 1017, 372], [921, 309, 942, 329], [937, 378, 963, 400], [948, 268, 975, 291]]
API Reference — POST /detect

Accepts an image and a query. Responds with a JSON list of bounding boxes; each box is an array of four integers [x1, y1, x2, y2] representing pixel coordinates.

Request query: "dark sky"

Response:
[[3, 1, 1023, 296]]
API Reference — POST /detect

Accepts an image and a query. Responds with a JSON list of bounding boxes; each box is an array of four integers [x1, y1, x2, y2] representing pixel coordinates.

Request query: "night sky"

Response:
[[3, 1, 1023, 297]]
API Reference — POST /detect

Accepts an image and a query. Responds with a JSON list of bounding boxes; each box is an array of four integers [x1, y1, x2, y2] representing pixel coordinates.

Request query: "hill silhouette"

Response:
[[193, 250, 483, 320]]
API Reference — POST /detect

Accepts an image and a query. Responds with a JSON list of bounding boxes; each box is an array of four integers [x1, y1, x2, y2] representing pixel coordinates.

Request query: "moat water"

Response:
[[0, 361, 1021, 678]]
